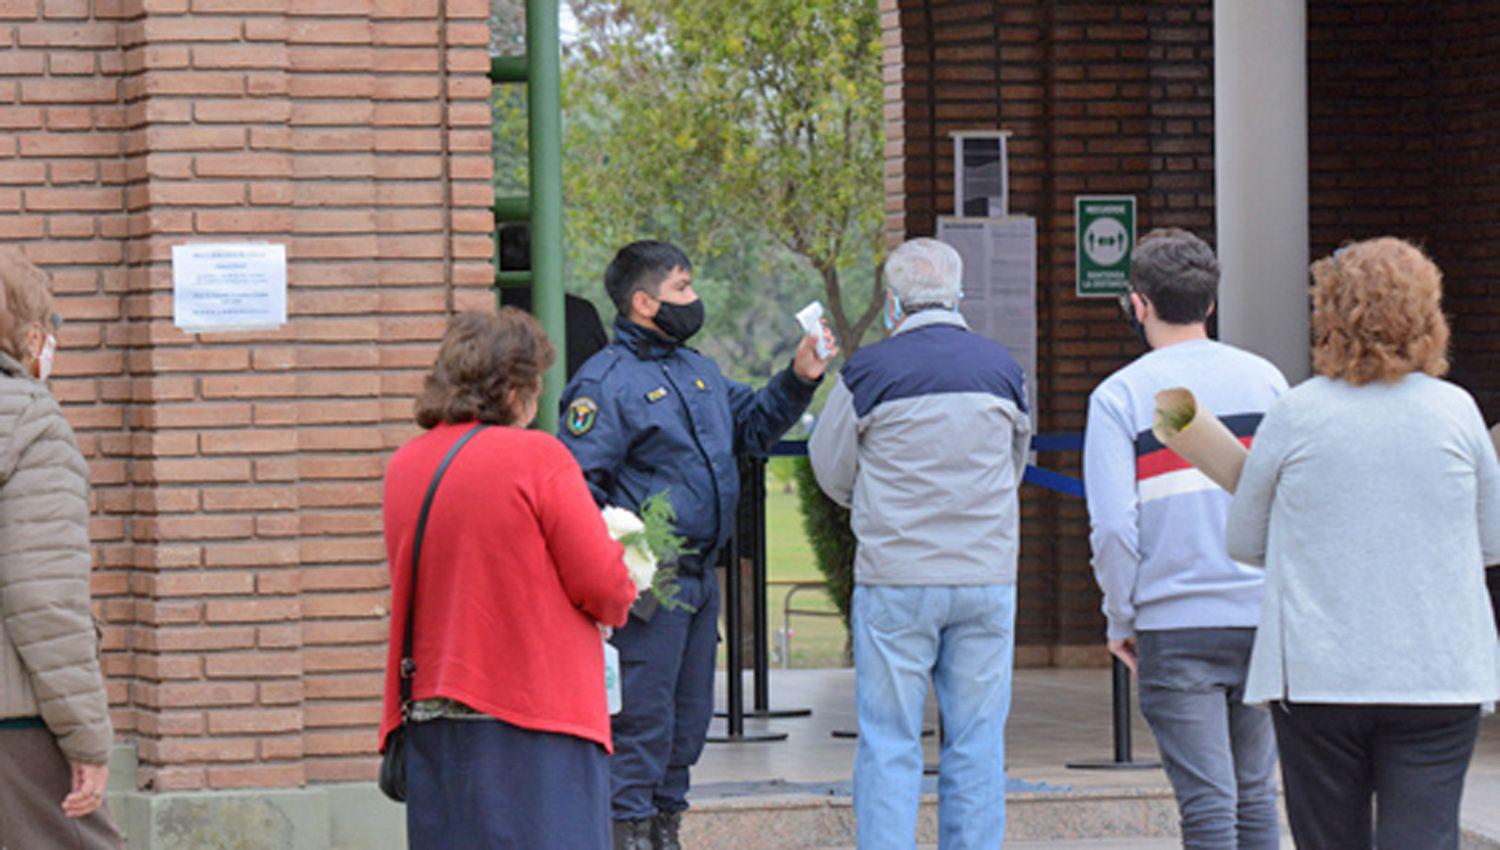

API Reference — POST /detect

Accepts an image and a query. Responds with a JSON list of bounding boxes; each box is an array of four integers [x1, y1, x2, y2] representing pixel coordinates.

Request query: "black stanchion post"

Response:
[[1066, 658, 1160, 770], [1112, 658, 1133, 763], [725, 531, 744, 737], [750, 456, 811, 719], [751, 456, 770, 710], [716, 455, 812, 722], [707, 468, 785, 743]]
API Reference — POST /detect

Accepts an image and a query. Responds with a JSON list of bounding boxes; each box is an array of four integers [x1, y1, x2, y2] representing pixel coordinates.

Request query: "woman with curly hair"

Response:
[[1227, 237, 1500, 850], [379, 310, 637, 849]]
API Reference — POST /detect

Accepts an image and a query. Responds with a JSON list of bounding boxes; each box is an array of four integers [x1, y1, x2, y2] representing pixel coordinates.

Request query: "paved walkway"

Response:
[[694, 667, 1500, 844]]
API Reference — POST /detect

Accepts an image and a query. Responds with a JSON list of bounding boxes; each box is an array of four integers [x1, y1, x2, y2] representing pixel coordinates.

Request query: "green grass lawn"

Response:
[[716, 476, 850, 669]]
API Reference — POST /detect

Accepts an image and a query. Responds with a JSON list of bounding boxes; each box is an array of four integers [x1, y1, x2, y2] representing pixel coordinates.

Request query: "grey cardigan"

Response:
[[1227, 374, 1500, 705]]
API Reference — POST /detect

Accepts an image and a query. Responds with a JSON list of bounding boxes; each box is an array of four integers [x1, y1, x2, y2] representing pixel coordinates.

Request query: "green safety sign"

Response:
[[1075, 195, 1136, 297]]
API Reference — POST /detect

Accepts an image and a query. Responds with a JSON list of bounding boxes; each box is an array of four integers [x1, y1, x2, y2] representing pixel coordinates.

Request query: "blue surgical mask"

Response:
[[882, 292, 903, 332]]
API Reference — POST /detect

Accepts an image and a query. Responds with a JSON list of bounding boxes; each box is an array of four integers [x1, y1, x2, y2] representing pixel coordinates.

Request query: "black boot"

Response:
[[651, 810, 683, 850], [611, 818, 653, 850]]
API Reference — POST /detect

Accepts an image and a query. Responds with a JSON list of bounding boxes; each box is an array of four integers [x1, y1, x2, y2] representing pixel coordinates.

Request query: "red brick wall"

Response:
[[1307, 0, 1500, 420], [1434, 3, 1500, 423], [884, 0, 1216, 658], [3, 0, 494, 790]]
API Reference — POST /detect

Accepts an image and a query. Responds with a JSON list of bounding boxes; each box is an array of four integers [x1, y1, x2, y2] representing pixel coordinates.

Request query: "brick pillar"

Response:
[[5, 0, 494, 797]]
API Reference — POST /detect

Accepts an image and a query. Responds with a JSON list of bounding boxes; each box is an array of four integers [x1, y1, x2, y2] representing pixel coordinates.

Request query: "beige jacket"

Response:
[[0, 351, 112, 764]]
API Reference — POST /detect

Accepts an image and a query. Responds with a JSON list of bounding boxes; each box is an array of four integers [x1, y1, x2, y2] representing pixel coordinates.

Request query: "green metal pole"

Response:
[[526, 0, 566, 433]]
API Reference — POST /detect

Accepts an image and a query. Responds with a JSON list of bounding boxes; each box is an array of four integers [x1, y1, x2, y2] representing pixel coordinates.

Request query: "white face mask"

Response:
[[33, 334, 55, 381]]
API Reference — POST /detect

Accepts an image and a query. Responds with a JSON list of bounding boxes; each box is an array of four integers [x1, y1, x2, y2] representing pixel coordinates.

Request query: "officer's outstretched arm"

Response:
[[558, 380, 628, 506], [727, 368, 819, 456]]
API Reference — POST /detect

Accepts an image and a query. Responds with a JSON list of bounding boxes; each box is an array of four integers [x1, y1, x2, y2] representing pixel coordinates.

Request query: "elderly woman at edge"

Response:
[[380, 310, 637, 849], [1226, 237, 1500, 850], [0, 248, 123, 849]]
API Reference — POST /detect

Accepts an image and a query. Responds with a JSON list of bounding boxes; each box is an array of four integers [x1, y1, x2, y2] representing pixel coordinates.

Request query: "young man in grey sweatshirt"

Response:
[[1083, 229, 1288, 850]]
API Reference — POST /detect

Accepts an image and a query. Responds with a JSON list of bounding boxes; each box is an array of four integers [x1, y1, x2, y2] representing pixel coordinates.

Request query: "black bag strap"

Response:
[[398, 423, 490, 714]]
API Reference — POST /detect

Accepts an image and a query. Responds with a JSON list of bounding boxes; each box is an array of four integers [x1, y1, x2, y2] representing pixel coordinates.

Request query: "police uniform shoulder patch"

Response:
[[566, 397, 599, 435]]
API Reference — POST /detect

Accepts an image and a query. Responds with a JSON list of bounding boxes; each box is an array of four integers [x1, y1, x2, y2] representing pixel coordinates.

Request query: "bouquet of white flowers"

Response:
[[600, 492, 694, 617]]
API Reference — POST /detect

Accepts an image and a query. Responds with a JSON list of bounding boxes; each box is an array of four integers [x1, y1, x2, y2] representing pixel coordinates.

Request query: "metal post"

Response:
[[524, 0, 566, 433], [1066, 658, 1160, 771], [716, 456, 811, 722], [726, 534, 744, 737], [1112, 659, 1133, 762], [749, 457, 810, 719], [707, 527, 785, 743]]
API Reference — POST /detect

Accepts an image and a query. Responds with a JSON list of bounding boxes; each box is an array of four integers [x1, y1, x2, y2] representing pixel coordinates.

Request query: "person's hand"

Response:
[[1107, 638, 1138, 675], [62, 760, 109, 818], [793, 324, 839, 382]]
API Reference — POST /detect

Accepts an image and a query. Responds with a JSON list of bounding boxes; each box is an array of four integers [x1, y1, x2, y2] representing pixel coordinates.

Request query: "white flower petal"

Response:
[[622, 545, 657, 593], [601, 506, 645, 539]]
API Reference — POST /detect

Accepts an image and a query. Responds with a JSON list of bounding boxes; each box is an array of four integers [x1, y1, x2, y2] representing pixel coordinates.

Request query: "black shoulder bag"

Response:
[[379, 423, 489, 803]]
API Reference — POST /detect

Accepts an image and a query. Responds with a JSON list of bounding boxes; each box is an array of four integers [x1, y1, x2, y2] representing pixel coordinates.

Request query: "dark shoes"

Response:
[[611, 818, 652, 850], [612, 812, 682, 850], [651, 811, 683, 850]]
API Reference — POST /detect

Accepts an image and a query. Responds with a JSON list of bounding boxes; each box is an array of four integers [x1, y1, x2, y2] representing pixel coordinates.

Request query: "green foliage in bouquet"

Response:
[[627, 492, 696, 613], [792, 457, 856, 628]]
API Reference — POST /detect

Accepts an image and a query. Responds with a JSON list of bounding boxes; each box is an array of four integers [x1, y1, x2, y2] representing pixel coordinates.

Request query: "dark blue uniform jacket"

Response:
[[559, 317, 818, 571]]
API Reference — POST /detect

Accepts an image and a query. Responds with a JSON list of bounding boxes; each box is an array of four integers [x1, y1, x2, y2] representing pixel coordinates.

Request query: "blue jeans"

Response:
[[1136, 628, 1280, 850], [852, 583, 1017, 850]]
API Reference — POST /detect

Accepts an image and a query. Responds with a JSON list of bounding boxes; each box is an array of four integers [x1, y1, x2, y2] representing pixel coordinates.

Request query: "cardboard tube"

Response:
[[1152, 388, 1249, 493]]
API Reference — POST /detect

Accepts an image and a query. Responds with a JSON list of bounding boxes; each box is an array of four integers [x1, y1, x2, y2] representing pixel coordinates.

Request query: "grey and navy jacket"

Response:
[[809, 310, 1031, 586]]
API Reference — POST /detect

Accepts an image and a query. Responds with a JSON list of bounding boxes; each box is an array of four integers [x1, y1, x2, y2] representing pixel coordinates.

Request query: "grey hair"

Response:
[[884, 238, 963, 308]]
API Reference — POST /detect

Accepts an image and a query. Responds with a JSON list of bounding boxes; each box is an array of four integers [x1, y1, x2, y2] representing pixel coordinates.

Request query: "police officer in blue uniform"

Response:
[[559, 241, 835, 850]]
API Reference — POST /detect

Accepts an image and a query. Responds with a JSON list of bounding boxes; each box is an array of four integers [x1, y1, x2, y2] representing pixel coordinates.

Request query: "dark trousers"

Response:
[[0, 725, 123, 850], [1270, 702, 1481, 850], [406, 716, 611, 850], [609, 568, 720, 821]]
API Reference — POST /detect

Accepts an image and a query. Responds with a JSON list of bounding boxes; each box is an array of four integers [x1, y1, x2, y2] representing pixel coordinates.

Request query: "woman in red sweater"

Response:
[[380, 310, 638, 849]]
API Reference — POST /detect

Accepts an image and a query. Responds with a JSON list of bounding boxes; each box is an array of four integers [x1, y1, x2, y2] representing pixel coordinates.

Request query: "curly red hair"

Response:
[[1310, 237, 1449, 385]]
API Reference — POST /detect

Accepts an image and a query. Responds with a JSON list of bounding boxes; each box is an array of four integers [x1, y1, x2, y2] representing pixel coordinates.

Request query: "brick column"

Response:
[[6, 0, 493, 799]]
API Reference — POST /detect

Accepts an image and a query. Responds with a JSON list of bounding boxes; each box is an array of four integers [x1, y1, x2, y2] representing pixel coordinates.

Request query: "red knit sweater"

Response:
[[379, 424, 636, 752]]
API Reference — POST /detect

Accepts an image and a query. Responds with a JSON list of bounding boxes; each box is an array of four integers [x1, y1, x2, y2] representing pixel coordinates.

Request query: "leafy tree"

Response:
[[565, 0, 887, 355]]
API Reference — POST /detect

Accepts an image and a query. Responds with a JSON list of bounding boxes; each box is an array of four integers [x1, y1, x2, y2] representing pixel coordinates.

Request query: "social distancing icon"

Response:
[[1075, 196, 1137, 297]]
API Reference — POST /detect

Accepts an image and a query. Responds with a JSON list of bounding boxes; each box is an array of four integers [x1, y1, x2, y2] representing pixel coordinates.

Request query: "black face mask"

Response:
[[1119, 294, 1149, 348], [653, 298, 705, 344]]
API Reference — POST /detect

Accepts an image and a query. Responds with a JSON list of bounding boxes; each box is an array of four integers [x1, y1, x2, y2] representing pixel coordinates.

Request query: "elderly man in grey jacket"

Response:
[[810, 238, 1031, 850]]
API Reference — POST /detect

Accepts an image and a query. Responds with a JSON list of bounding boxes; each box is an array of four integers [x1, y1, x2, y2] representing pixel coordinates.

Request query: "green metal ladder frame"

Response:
[[490, 0, 566, 432]]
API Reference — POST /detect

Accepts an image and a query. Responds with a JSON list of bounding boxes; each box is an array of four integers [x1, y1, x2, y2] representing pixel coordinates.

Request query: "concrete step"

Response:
[[817, 841, 1182, 850], [681, 788, 1180, 849]]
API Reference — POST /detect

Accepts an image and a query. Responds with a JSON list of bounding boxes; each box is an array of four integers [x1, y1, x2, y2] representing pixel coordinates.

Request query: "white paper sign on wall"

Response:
[[172, 243, 287, 333]]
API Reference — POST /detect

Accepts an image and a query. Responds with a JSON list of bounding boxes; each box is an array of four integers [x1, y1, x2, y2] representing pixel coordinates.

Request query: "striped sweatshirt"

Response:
[[1083, 338, 1288, 641]]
